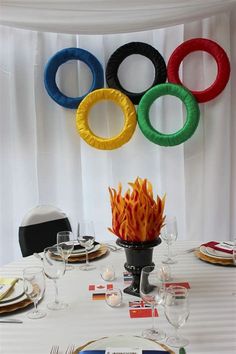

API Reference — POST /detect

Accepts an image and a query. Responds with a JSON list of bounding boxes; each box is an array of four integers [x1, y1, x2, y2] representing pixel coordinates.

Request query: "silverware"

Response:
[[0, 318, 23, 323], [104, 243, 122, 252], [50, 345, 59, 354], [176, 247, 197, 256], [65, 345, 75, 354]]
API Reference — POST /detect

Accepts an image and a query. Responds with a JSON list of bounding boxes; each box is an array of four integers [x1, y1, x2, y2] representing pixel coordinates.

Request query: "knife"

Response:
[[0, 319, 23, 323]]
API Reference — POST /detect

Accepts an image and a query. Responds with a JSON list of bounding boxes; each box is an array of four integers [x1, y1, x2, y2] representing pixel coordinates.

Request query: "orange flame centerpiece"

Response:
[[108, 178, 166, 297], [108, 177, 166, 243]]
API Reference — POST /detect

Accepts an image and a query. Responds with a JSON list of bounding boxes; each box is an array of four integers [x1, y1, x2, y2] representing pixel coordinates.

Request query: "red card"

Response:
[[129, 300, 158, 318], [165, 282, 190, 289], [88, 283, 113, 291], [129, 308, 158, 318]]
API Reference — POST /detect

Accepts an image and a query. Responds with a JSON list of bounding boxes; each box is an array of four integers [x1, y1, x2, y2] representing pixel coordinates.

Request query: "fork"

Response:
[[50, 345, 59, 354], [65, 345, 75, 354]]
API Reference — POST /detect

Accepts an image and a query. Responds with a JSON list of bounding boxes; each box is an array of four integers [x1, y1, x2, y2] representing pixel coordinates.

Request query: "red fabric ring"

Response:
[[167, 38, 230, 103]]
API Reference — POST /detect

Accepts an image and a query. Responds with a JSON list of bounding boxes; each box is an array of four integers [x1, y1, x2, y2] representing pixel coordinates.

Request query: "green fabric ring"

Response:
[[137, 83, 200, 146]]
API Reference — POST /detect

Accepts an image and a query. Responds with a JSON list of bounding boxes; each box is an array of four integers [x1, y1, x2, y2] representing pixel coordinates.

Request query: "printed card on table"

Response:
[[129, 300, 158, 318], [164, 282, 190, 289], [89, 283, 113, 300], [123, 271, 132, 285]]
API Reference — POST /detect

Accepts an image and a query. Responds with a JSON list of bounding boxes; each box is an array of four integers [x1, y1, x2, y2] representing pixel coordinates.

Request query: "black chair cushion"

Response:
[[19, 217, 71, 257]]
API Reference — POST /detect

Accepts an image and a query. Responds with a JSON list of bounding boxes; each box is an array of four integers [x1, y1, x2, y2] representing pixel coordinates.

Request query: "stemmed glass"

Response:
[[164, 285, 190, 348], [232, 239, 236, 295], [140, 265, 166, 340], [232, 239, 236, 265], [43, 245, 67, 310], [77, 221, 95, 271], [57, 231, 75, 271], [161, 216, 178, 264], [23, 266, 46, 319]]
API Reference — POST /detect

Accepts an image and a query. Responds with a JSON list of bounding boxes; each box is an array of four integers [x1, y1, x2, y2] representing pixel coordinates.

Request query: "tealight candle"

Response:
[[105, 288, 122, 307], [100, 265, 115, 281]]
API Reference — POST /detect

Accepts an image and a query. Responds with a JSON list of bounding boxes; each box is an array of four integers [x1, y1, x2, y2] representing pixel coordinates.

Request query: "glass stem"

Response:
[[167, 242, 171, 260], [33, 300, 38, 313], [151, 304, 155, 330], [53, 279, 59, 304], [85, 248, 89, 266], [175, 327, 180, 340]]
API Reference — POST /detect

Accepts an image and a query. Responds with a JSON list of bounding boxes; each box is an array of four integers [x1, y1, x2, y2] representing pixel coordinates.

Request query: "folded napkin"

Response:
[[0, 277, 18, 301], [203, 241, 234, 254], [80, 350, 169, 354]]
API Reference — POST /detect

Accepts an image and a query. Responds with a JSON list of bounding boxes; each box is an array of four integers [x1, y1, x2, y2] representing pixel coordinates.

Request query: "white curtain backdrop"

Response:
[[1, 0, 236, 34], [1, 8, 236, 265]]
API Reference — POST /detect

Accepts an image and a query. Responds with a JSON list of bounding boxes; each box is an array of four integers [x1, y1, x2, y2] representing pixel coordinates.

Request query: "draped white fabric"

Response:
[[1, 9, 236, 265], [0, 0, 236, 34]]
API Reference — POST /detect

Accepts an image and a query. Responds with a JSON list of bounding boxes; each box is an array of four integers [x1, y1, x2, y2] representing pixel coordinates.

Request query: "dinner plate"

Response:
[[0, 279, 27, 307], [200, 245, 232, 260], [70, 243, 101, 257], [74, 335, 174, 354], [205, 246, 232, 259]]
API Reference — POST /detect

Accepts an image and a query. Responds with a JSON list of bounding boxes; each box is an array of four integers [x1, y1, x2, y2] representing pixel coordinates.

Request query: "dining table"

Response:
[[0, 240, 235, 354]]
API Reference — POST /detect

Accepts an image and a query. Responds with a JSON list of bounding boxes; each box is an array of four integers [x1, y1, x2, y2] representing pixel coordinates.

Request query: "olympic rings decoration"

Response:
[[106, 42, 167, 105], [44, 39, 230, 149], [137, 83, 200, 146], [76, 88, 137, 150], [44, 47, 104, 109], [167, 38, 230, 103]]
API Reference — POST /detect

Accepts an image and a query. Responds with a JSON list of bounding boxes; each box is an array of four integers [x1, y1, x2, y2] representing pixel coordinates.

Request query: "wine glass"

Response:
[[140, 265, 166, 340], [43, 245, 67, 310], [23, 266, 46, 319], [57, 231, 75, 271], [77, 221, 95, 271], [161, 216, 178, 264], [232, 239, 236, 265], [164, 285, 190, 348]]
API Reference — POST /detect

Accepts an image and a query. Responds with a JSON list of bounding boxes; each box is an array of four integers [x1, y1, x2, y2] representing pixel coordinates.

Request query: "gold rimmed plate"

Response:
[[195, 248, 234, 266], [73, 335, 175, 354], [0, 279, 25, 305]]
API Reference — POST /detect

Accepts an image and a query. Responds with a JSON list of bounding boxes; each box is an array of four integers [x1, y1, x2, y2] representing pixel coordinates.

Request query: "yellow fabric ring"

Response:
[[76, 88, 137, 150]]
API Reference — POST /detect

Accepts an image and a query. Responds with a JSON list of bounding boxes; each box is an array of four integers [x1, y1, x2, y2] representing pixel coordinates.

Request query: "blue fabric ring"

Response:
[[44, 47, 104, 109]]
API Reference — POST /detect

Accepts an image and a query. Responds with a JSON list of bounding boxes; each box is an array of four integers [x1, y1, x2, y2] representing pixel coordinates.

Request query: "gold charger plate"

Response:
[[73, 335, 175, 354], [0, 298, 32, 314], [68, 244, 108, 263], [195, 249, 234, 266]]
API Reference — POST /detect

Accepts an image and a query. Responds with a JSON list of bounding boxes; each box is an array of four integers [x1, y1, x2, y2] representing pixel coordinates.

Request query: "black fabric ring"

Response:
[[106, 42, 167, 105]]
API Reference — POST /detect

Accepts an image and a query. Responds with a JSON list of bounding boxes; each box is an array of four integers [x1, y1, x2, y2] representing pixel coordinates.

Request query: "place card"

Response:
[[106, 348, 142, 354]]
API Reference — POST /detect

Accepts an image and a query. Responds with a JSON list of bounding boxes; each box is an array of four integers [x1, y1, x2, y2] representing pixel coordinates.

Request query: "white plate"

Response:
[[82, 335, 170, 352], [0, 279, 27, 307], [200, 245, 232, 260], [70, 243, 101, 257]]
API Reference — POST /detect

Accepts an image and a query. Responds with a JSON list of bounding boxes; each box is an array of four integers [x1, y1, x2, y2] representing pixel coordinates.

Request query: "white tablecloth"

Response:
[[0, 241, 236, 354]]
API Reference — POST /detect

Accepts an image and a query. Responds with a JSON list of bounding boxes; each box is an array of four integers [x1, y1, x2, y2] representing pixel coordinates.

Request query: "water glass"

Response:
[[57, 231, 75, 271], [77, 221, 95, 271], [23, 266, 46, 319], [140, 265, 166, 340], [164, 285, 190, 348], [43, 245, 67, 310], [161, 216, 178, 264]]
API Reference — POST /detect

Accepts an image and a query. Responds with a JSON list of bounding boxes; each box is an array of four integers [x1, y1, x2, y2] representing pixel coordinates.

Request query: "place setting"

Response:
[[194, 240, 236, 266], [52, 221, 109, 266], [0, 276, 33, 315]]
